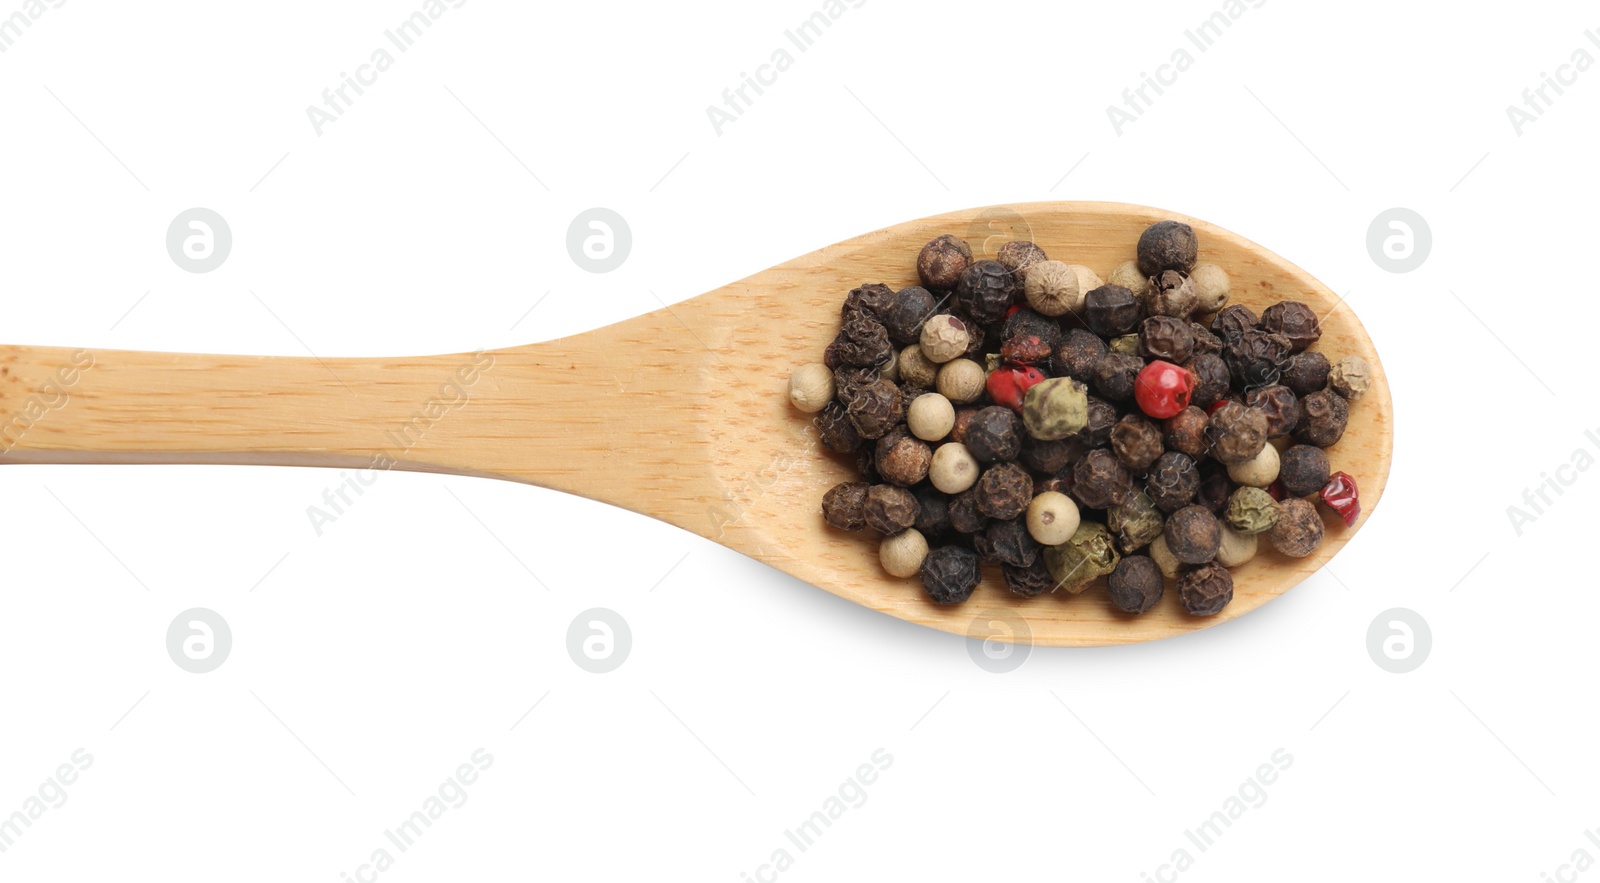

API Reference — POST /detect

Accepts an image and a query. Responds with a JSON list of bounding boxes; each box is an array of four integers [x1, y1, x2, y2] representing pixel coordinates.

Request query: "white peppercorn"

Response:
[[1226, 442, 1280, 488], [1106, 260, 1149, 298], [788, 363, 834, 413], [1214, 524, 1258, 568], [1065, 265, 1103, 299], [1190, 263, 1230, 313], [898, 345, 938, 389], [907, 393, 956, 442], [929, 442, 980, 494], [880, 528, 929, 578], [1022, 260, 1081, 317], [1328, 355, 1372, 401], [1025, 490, 1081, 546], [919, 314, 970, 363], [936, 358, 987, 404]]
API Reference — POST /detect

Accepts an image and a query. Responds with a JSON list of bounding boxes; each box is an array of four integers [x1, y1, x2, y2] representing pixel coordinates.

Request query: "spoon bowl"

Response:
[[0, 202, 1391, 646]]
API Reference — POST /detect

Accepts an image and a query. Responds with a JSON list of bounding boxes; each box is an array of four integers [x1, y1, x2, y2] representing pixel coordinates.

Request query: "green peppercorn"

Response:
[[1224, 486, 1279, 535], [1043, 521, 1120, 594], [1109, 334, 1140, 356], [1021, 377, 1089, 441], [1109, 491, 1164, 554]]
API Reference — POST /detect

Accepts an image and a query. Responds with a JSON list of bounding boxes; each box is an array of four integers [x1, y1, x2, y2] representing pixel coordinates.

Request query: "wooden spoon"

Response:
[[0, 202, 1390, 646]]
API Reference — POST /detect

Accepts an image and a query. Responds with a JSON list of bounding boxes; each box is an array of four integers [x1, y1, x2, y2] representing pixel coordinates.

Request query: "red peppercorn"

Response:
[[1320, 471, 1360, 526], [1265, 480, 1286, 501], [986, 364, 1046, 413], [1133, 360, 1194, 419]]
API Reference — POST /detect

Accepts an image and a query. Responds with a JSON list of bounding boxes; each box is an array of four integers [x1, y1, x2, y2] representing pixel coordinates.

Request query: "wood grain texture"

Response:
[[0, 202, 1391, 646]]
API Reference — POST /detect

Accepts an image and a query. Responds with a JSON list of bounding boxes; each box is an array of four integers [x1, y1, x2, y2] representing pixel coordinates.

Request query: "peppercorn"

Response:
[[1072, 449, 1133, 510], [902, 393, 951, 443], [1078, 396, 1118, 447], [1163, 407, 1209, 459], [911, 483, 952, 537], [1211, 304, 1257, 347], [965, 406, 1023, 463], [975, 517, 1041, 568], [1139, 316, 1194, 364], [1224, 486, 1279, 535], [1226, 329, 1290, 390], [829, 312, 893, 369], [879, 286, 939, 346], [1083, 284, 1141, 337], [1205, 402, 1268, 466], [879, 348, 900, 383], [1146, 451, 1200, 513], [880, 528, 929, 578], [1050, 329, 1106, 383], [1328, 355, 1372, 401], [845, 377, 903, 439], [1146, 270, 1198, 319], [832, 365, 879, 406], [1022, 260, 1081, 317], [1134, 360, 1196, 419], [1281, 351, 1330, 396], [988, 363, 1048, 410], [1108, 336, 1140, 359], [821, 481, 871, 531], [1021, 437, 1077, 475], [815, 401, 863, 453], [856, 445, 881, 483], [1148, 535, 1181, 580], [975, 462, 1033, 520], [916, 235, 971, 291], [1184, 353, 1231, 409], [949, 407, 979, 444], [954, 260, 1018, 324], [1021, 377, 1090, 441], [1294, 389, 1349, 447], [1189, 321, 1223, 355], [947, 486, 989, 534], [864, 485, 919, 534], [788, 363, 834, 413], [1137, 220, 1199, 277], [920, 544, 981, 604], [875, 427, 933, 487], [1164, 505, 1221, 564], [1245, 385, 1300, 438], [1025, 490, 1081, 545], [1065, 264, 1104, 298], [1002, 558, 1056, 599], [1043, 521, 1120, 593], [841, 283, 895, 324], [1215, 524, 1258, 568], [1189, 263, 1230, 313], [936, 358, 987, 405], [1178, 561, 1233, 616], [1197, 462, 1235, 515], [1000, 307, 1064, 350], [1267, 497, 1324, 557], [929, 442, 980, 494], [897, 345, 939, 389], [920, 314, 970, 364], [1259, 301, 1321, 352], [1107, 555, 1164, 614], [1226, 441, 1279, 489], [1092, 352, 1144, 402], [1319, 472, 1360, 527], [1110, 414, 1164, 474], [1277, 445, 1330, 498], [1109, 491, 1164, 553]]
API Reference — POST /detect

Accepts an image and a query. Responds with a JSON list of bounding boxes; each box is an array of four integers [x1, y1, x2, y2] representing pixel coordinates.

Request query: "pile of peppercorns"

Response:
[[790, 221, 1372, 617]]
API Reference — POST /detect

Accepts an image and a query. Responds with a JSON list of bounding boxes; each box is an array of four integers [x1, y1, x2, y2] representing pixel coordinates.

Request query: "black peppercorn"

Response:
[[996, 240, 1049, 278], [920, 544, 981, 604], [1001, 307, 1064, 350], [841, 283, 895, 324], [1052, 329, 1107, 383], [874, 426, 933, 487], [1267, 497, 1324, 557], [1196, 462, 1235, 515], [917, 235, 971, 291], [1000, 334, 1053, 366], [880, 286, 939, 346], [975, 462, 1033, 520], [965, 406, 1023, 463], [1110, 413, 1164, 475], [1211, 304, 1258, 347], [1225, 329, 1290, 390], [855, 445, 880, 483], [1092, 352, 1144, 402], [832, 366, 880, 409], [1072, 449, 1134, 510], [1139, 315, 1194, 364], [1178, 561, 1233, 616], [947, 486, 989, 534], [1295, 389, 1349, 447], [975, 517, 1041, 568], [954, 260, 1019, 325], [1281, 351, 1330, 396], [846, 377, 903, 440], [1259, 301, 1322, 352], [1146, 270, 1198, 320], [1184, 353, 1231, 410], [831, 313, 893, 368], [864, 485, 919, 534], [1107, 555, 1164, 614], [1164, 505, 1221, 564], [1136, 220, 1199, 277], [1189, 321, 1223, 355], [1002, 557, 1056, 599], [1205, 402, 1269, 466], [1021, 437, 1079, 475], [1078, 396, 1119, 447], [912, 483, 952, 537], [815, 401, 863, 453], [1163, 407, 1209, 459], [953, 312, 988, 358], [1146, 451, 1200, 513], [821, 481, 871, 531], [1083, 284, 1141, 337], [1245, 385, 1301, 438], [1278, 445, 1331, 498]]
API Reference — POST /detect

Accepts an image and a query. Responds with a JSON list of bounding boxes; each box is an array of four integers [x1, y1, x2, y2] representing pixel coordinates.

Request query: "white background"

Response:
[[1, 1, 1596, 880]]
